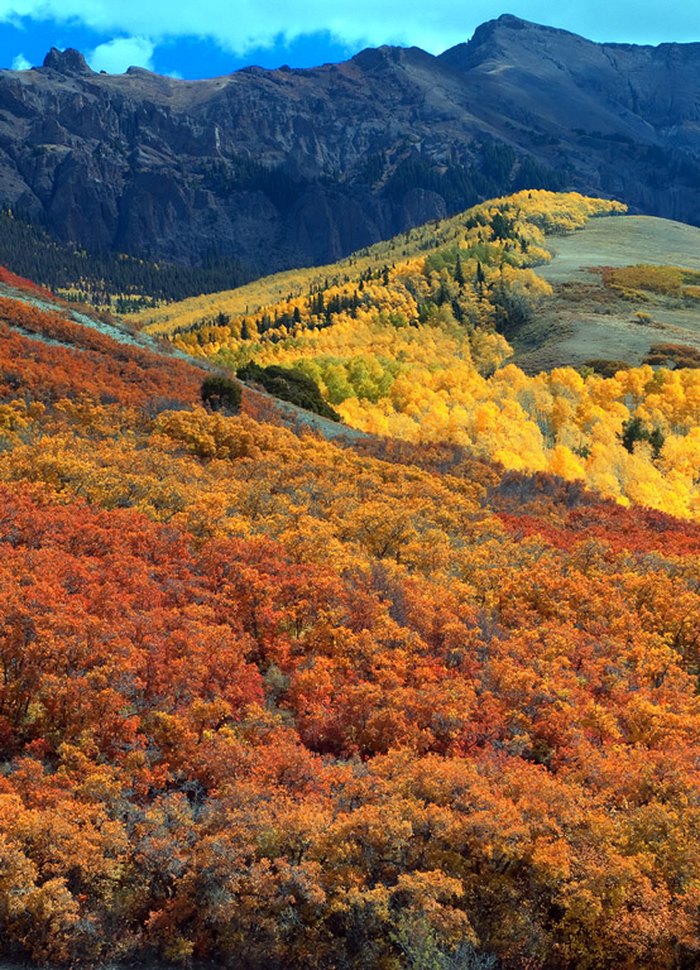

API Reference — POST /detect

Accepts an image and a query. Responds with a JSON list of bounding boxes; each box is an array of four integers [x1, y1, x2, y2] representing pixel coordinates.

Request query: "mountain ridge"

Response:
[[0, 15, 699, 284]]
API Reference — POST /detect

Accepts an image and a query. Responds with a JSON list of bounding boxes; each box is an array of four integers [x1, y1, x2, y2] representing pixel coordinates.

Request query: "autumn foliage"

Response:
[[0, 264, 55, 300], [1, 205, 700, 969], [135, 191, 700, 520]]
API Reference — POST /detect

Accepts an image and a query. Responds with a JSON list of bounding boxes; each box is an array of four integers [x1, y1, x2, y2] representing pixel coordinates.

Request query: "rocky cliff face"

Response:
[[0, 15, 699, 277]]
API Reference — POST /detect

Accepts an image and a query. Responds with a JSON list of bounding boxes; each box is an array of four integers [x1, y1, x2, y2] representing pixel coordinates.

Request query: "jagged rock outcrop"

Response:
[[42, 47, 94, 76], [0, 15, 699, 277]]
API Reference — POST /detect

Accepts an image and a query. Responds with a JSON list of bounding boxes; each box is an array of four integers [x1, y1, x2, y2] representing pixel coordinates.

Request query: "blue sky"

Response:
[[0, 2, 698, 79]]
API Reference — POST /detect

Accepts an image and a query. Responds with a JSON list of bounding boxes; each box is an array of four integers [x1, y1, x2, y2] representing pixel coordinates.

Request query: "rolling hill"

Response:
[[128, 190, 700, 517], [504, 214, 700, 372]]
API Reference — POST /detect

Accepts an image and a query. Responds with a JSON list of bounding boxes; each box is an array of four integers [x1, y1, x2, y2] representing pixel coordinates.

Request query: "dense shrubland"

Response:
[[0, 268, 699, 968]]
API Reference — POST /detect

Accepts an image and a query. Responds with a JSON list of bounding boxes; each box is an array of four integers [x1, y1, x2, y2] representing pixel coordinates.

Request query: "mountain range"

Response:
[[0, 14, 700, 284]]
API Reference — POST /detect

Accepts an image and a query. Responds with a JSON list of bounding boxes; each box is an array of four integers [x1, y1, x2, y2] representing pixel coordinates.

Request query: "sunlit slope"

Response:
[[130, 192, 700, 520], [4, 276, 700, 969], [509, 214, 700, 372], [135, 191, 623, 336], [540, 215, 700, 281]]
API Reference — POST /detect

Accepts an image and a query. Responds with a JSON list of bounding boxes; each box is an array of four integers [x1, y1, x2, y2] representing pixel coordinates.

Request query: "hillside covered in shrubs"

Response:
[[0, 227, 699, 968]]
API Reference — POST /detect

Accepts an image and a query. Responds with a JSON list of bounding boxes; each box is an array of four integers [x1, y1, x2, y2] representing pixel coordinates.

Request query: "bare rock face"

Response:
[[42, 47, 94, 76], [0, 15, 699, 277]]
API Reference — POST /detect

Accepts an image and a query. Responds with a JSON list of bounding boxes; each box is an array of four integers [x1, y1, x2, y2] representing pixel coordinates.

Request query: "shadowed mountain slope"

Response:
[[0, 15, 699, 286]]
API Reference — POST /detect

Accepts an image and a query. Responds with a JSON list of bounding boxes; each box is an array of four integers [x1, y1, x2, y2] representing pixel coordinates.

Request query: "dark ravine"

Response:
[[0, 13, 699, 279]]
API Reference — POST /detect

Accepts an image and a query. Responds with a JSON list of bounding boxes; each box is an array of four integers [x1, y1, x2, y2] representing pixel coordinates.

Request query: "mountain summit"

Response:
[[0, 16, 699, 278], [41, 47, 94, 75]]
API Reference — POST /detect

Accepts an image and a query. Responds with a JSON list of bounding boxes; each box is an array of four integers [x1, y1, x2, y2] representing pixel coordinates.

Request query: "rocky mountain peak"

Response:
[[440, 13, 587, 70], [493, 13, 532, 29], [42, 47, 94, 76]]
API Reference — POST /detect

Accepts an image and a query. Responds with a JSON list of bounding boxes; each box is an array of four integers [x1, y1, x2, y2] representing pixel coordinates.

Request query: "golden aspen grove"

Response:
[[136, 191, 700, 519], [0, 191, 700, 969]]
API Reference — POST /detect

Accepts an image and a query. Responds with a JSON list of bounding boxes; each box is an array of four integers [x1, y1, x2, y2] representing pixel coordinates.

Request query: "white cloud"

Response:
[[0, 1, 490, 56], [88, 35, 154, 73], [11, 52, 31, 69], [0, 0, 697, 58]]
